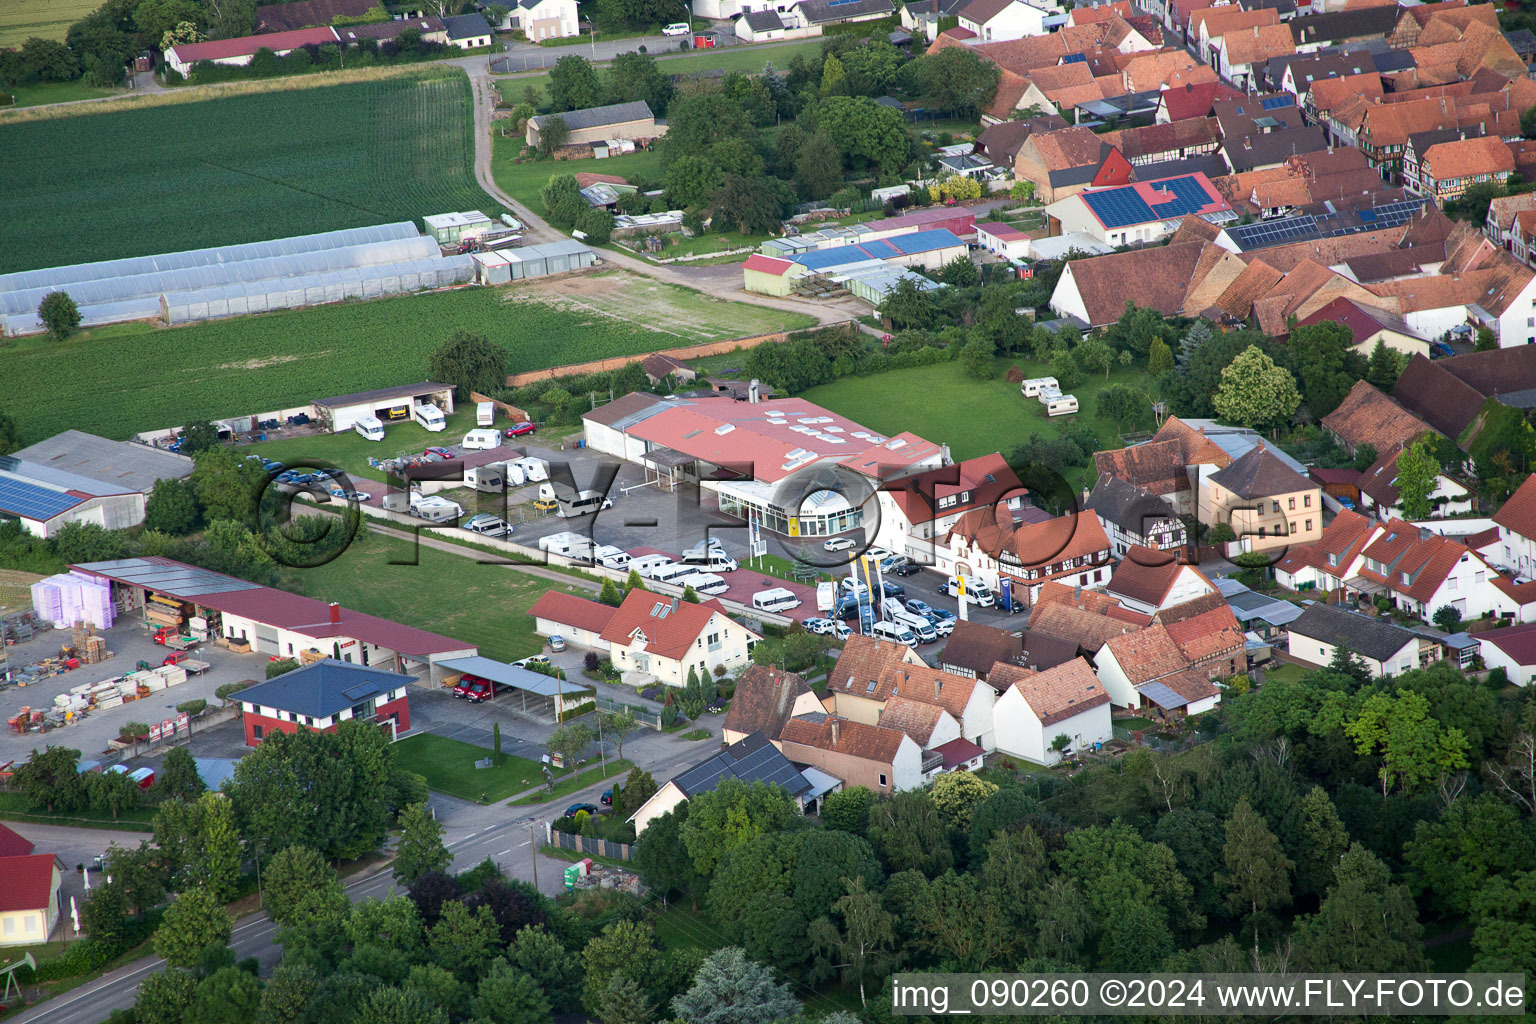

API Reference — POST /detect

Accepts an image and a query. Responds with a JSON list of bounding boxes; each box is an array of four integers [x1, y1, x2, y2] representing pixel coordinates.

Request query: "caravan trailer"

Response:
[[465, 466, 504, 493], [354, 415, 385, 441], [1040, 392, 1079, 416], [1021, 376, 1059, 398], [477, 402, 495, 427], [413, 402, 446, 432]]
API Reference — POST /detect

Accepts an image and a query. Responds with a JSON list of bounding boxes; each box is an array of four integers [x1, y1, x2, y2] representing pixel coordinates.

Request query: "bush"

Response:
[[584, 651, 601, 672]]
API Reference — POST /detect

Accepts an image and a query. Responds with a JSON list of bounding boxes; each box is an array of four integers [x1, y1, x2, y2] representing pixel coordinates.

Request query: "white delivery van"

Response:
[[678, 572, 728, 595], [891, 608, 937, 643], [477, 402, 495, 427], [1021, 376, 1059, 398], [410, 495, 462, 524], [651, 563, 699, 587], [753, 588, 802, 612], [462, 429, 502, 450], [629, 554, 674, 579], [681, 549, 738, 572], [593, 545, 631, 571], [413, 402, 446, 432], [465, 466, 504, 492], [1042, 393, 1079, 416], [871, 621, 919, 648], [681, 538, 725, 560], [354, 415, 386, 441], [817, 581, 836, 611], [944, 575, 996, 607], [512, 457, 549, 482]]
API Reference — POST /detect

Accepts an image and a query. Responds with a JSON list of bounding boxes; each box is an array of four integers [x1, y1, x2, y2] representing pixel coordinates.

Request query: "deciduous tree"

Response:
[[471, 957, 551, 1024], [395, 801, 451, 885], [263, 845, 338, 927], [1344, 690, 1470, 795], [153, 886, 232, 968], [682, 778, 799, 875], [549, 54, 601, 110], [1217, 797, 1292, 959], [1394, 439, 1440, 520], [1213, 346, 1300, 429]]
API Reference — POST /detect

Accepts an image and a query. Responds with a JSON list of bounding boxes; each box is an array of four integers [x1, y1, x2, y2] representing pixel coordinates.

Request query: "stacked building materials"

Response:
[[29, 575, 114, 629], [157, 664, 188, 687]]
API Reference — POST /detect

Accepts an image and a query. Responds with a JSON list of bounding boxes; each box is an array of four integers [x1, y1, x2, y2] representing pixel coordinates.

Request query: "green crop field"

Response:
[[4, 278, 812, 444], [0, 69, 496, 274], [0, 0, 99, 45]]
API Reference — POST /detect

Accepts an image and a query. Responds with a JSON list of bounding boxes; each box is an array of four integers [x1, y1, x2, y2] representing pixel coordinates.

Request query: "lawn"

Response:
[[493, 38, 825, 105], [280, 529, 589, 661], [1262, 662, 1309, 684], [508, 758, 631, 805], [4, 279, 806, 445], [0, 0, 99, 45], [801, 354, 1162, 489], [0, 68, 496, 275], [392, 733, 548, 803], [250, 405, 484, 486], [0, 792, 156, 831], [4, 80, 121, 107], [492, 133, 665, 209]]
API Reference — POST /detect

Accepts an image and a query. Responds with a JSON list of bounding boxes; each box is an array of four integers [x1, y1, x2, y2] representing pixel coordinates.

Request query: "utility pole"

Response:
[[529, 822, 539, 889]]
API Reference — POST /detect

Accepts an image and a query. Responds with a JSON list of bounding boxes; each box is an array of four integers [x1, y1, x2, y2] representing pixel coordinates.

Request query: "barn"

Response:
[[311, 381, 457, 432]]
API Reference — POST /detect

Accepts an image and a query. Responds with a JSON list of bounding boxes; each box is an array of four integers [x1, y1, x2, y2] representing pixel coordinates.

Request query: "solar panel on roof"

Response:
[[0, 478, 83, 520], [342, 684, 381, 700], [1259, 95, 1293, 110]]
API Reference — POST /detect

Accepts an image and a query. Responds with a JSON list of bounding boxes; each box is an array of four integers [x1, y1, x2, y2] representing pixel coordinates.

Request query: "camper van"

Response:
[[650, 563, 699, 587], [680, 548, 738, 572], [816, 581, 836, 612], [1039, 390, 1079, 416], [539, 531, 592, 559], [477, 402, 495, 427], [677, 572, 729, 596], [870, 621, 919, 648], [558, 489, 611, 518], [462, 429, 502, 451], [354, 415, 385, 441], [890, 607, 937, 643], [943, 575, 996, 607], [464, 466, 504, 493], [1021, 376, 1059, 398], [413, 402, 446, 432], [629, 554, 674, 579], [511, 457, 549, 482], [752, 587, 802, 612], [593, 545, 631, 571], [410, 495, 462, 524]]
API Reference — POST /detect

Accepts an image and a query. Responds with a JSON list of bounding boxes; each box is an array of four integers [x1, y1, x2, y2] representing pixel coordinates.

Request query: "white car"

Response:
[[662, 21, 690, 34], [865, 547, 893, 563], [833, 620, 852, 640], [931, 617, 956, 637], [802, 617, 835, 635], [824, 537, 856, 552], [330, 488, 372, 502]]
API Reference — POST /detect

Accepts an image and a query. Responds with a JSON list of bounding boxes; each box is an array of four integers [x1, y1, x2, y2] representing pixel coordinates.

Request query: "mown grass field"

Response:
[[801, 355, 1163, 489], [281, 529, 587, 661], [492, 135, 665, 209], [0, 69, 495, 274], [4, 279, 807, 444], [4, 79, 121, 107], [0, 0, 98, 45], [393, 734, 548, 803]]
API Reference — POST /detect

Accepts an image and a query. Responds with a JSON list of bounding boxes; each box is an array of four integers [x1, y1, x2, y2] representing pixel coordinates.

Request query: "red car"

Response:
[[423, 446, 455, 459], [162, 651, 191, 666], [505, 422, 536, 437]]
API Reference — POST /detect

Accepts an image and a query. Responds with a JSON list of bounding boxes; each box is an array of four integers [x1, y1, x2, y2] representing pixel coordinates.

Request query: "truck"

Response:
[[153, 628, 199, 650]]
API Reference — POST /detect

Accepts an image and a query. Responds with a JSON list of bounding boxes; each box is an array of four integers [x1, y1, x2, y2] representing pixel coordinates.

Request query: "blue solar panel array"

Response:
[[1225, 198, 1426, 251], [1082, 175, 1216, 229], [1259, 95, 1294, 110], [0, 478, 84, 520], [1061, 52, 1087, 63]]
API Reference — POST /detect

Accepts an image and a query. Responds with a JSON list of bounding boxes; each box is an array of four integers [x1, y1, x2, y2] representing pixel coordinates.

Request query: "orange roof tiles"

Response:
[[1422, 135, 1515, 183], [1103, 624, 1189, 682], [1009, 657, 1110, 725], [1321, 380, 1436, 453]]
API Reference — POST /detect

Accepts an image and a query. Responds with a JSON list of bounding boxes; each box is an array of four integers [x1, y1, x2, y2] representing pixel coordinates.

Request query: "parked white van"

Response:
[[816, 581, 836, 611], [477, 402, 495, 427], [890, 608, 937, 643], [678, 572, 729, 595], [413, 402, 446, 432], [354, 415, 385, 441], [753, 587, 802, 612], [593, 545, 631, 571], [651, 563, 699, 587], [557, 489, 611, 518], [1021, 376, 1059, 398], [410, 495, 462, 523], [465, 466, 504, 492], [681, 549, 738, 572], [871, 621, 918, 648], [943, 575, 996, 607], [462, 429, 502, 450], [629, 554, 674, 579]]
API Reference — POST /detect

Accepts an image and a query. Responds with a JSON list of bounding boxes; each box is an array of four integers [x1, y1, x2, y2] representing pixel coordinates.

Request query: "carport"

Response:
[[640, 447, 694, 492], [437, 656, 594, 717]]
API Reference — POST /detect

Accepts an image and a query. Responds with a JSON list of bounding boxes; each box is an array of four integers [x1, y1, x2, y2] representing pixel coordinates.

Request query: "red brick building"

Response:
[[236, 659, 412, 746]]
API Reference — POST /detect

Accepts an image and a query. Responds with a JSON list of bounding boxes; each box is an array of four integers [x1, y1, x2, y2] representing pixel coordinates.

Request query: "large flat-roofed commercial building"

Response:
[[1, 431, 194, 537], [582, 392, 946, 538]]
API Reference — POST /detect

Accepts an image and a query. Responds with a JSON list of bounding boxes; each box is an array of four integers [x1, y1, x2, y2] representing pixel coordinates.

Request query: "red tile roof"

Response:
[[743, 254, 794, 276], [527, 590, 618, 635], [877, 694, 949, 744], [1355, 519, 1477, 604], [1008, 656, 1110, 725], [1103, 624, 1189, 682], [0, 822, 34, 858], [882, 452, 1023, 525], [1494, 473, 1536, 541], [0, 854, 60, 914], [778, 716, 909, 764], [599, 589, 749, 661], [1321, 380, 1435, 454], [932, 735, 985, 768], [169, 26, 338, 62], [1162, 605, 1245, 662], [1478, 621, 1536, 664], [1106, 547, 1184, 607], [948, 508, 1112, 579]]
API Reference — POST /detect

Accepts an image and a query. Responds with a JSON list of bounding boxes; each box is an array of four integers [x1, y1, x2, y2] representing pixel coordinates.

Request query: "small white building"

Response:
[[600, 589, 760, 687], [443, 11, 493, 47], [163, 26, 338, 77], [992, 658, 1113, 764], [957, 0, 1059, 42], [509, 0, 578, 39], [976, 221, 1032, 260], [1285, 603, 1422, 677], [1492, 474, 1536, 577], [1357, 446, 1474, 523], [0, 853, 63, 946], [776, 714, 926, 794], [1103, 552, 1216, 616], [1476, 623, 1536, 686], [1045, 172, 1233, 247], [527, 590, 616, 650]]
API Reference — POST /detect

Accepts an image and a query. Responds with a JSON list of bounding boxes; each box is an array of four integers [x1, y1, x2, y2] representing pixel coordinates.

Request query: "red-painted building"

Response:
[[236, 659, 412, 746]]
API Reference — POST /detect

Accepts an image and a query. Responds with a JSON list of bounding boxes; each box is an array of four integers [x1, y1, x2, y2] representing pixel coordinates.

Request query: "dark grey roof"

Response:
[[313, 380, 453, 408], [334, 16, 445, 39], [1372, 49, 1416, 74], [1132, 153, 1229, 181], [1223, 125, 1327, 173], [1086, 475, 1182, 534], [1209, 444, 1311, 499], [234, 658, 411, 718], [1226, 589, 1303, 625], [742, 8, 785, 30], [1288, 6, 1397, 46], [1289, 603, 1417, 662], [444, 11, 492, 37], [531, 100, 655, 133], [1505, 28, 1536, 55], [799, 0, 895, 24], [672, 732, 811, 799], [12, 430, 193, 494]]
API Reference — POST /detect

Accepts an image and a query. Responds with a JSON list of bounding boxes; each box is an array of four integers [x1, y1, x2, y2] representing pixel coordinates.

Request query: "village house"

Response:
[[1198, 443, 1324, 556], [1044, 173, 1233, 248], [991, 658, 1113, 764], [1492, 475, 1536, 579], [600, 591, 761, 687], [1347, 520, 1512, 622], [824, 637, 998, 749], [1274, 508, 1380, 593], [1103, 547, 1218, 615], [1093, 415, 1233, 517], [957, 0, 1060, 43], [1476, 623, 1536, 686], [1321, 380, 1436, 458], [235, 659, 412, 746], [1285, 602, 1428, 676], [871, 453, 1026, 563], [1294, 300, 1429, 359], [936, 619, 1024, 681], [941, 508, 1115, 607], [1092, 625, 1223, 715], [1013, 128, 1133, 204], [0, 852, 64, 946], [721, 665, 822, 745], [1356, 444, 1475, 522], [527, 590, 616, 650], [1027, 580, 1152, 658], [1085, 475, 1190, 558], [775, 715, 926, 793], [1415, 136, 1515, 207], [630, 732, 820, 833]]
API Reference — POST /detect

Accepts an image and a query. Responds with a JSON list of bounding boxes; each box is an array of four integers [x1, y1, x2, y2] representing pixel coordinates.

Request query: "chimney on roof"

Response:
[[329, 602, 341, 625], [934, 676, 943, 698], [830, 718, 841, 745], [671, 597, 680, 612]]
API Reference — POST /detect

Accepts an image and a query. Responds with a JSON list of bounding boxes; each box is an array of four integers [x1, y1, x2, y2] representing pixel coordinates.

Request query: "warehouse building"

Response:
[[582, 392, 946, 537], [742, 254, 800, 297], [424, 211, 496, 245], [164, 26, 339, 76], [470, 240, 596, 284], [526, 101, 664, 148], [71, 558, 477, 682], [236, 659, 413, 746], [0, 460, 144, 539], [312, 381, 457, 432], [12, 431, 193, 496]]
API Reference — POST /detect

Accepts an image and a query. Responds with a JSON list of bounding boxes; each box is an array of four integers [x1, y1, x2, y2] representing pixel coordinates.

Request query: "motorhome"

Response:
[[752, 588, 802, 612], [650, 563, 700, 587], [413, 402, 446, 432], [1021, 376, 1059, 398], [477, 402, 495, 427], [871, 621, 918, 648], [593, 545, 631, 570], [462, 429, 502, 450], [678, 572, 729, 595], [681, 538, 725, 560], [464, 466, 504, 493], [557, 489, 610, 518], [890, 608, 937, 643], [629, 554, 674, 579], [1040, 392, 1079, 416], [816, 581, 836, 612], [354, 415, 385, 441], [539, 532, 595, 560], [680, 549, 738, 572], [410, 495, 462, 524], [511, 457, 549, 482], [943, 575, 996, 607]]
